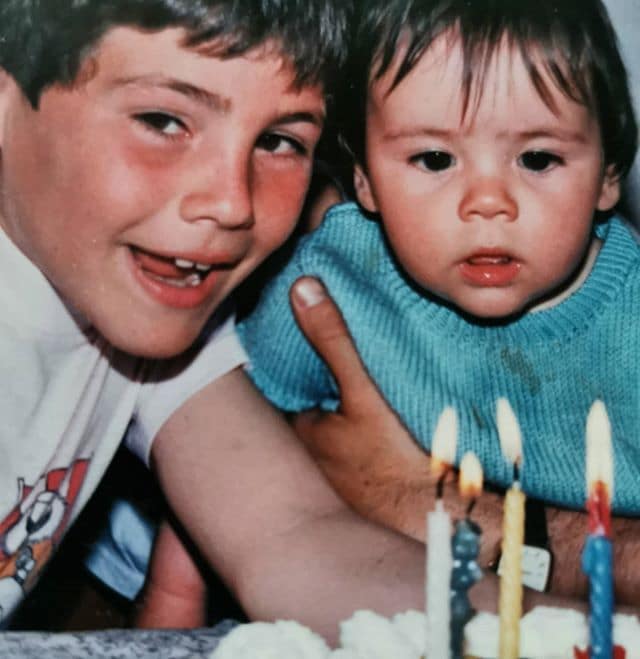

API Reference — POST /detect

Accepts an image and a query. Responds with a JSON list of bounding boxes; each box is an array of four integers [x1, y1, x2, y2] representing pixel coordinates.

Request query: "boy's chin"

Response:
[[101, 323, 204, 360]]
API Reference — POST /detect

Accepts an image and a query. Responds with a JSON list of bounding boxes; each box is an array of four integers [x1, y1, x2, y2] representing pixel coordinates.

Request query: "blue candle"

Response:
[[450, 518, 482, 659], [582, 533, 613, 658], [582, 402, 615, 659], [582, 482, 614, 659]]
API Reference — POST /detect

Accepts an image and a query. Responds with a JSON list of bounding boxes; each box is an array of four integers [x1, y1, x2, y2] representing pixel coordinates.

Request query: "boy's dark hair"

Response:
[[343, 0, 637, 180], [0, 0, 350, 106]]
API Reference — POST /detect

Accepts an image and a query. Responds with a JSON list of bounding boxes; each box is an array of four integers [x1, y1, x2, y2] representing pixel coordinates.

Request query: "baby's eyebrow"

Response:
[[513, 128, 589, 143], [381, 126, 590, 144], [382, 126, 454, 142], [111, 75, 233, 113]]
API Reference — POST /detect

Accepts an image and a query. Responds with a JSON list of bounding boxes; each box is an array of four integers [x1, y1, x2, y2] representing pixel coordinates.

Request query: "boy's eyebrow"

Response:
[[273, 111, 325, 127], [112, 75, 233, 112], [111, 74, 325, 126]]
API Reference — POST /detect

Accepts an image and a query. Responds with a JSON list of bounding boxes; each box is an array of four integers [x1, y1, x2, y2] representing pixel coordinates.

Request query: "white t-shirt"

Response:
[[0, 228, 247, 623]]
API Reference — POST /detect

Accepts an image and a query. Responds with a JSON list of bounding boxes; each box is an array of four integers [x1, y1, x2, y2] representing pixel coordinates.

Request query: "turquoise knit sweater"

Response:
[[238, 203, 640, 513]]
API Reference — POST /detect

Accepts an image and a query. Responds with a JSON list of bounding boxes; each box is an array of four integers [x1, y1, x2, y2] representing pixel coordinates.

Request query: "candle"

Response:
[[426, 406, 457, 659], [582, 400, 614, 659], [496, 398, 525, 659], [450, 452, 483, 659]]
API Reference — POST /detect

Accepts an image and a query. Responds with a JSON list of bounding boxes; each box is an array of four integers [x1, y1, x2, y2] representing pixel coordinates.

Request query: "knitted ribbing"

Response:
[[238, 203, 640, 512]]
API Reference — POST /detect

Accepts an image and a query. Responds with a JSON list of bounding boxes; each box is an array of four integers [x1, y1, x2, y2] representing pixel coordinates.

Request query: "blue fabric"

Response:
[[238, 202, 640, 513], [84, 498, 156, 600]]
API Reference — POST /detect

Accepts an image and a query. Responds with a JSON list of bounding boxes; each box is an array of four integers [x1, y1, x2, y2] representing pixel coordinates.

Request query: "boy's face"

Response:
[[0, 27, 324, 357], [355, 36, 620, 319]]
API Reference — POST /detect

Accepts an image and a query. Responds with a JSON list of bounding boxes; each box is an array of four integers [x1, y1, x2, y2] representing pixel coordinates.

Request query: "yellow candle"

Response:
[[496, 398, 525, 659], [498, 481, 525, 659]]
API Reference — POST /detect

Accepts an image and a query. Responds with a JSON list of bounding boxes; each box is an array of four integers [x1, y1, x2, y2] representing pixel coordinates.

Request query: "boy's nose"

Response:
[[458, 176, 518, 223], [179, 157, 254, 230]]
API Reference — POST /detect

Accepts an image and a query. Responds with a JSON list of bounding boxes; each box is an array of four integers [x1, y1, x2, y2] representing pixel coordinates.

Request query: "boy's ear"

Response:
[[596, 164, 621, 212], [0, 70, 15, 146], [353, 164, 379, 213]]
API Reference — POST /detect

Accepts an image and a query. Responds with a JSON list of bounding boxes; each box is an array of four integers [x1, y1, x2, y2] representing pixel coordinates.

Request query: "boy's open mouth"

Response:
[[131, 247, 214, 288]]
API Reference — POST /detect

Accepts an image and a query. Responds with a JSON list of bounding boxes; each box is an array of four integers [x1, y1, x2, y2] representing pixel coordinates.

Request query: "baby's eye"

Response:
[[412, 151, 455, 172], [134, 112, 187, 137], [518, 150, 564, 172], [256, 132, 307, 156]]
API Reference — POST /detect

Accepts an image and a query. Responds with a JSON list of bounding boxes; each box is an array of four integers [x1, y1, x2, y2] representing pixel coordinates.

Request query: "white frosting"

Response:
[[210, 619, 331, 659], [465, 607, 589, 657], [339, 610, 421, 658], [209, 607, 640, 659]]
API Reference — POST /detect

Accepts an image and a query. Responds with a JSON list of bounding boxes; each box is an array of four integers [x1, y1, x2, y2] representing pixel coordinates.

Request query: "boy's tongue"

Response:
[[133, 248, 184, 278]]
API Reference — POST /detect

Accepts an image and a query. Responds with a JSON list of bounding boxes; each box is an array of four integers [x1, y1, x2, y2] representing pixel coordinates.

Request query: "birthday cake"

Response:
[[209, 606, 640, 659]]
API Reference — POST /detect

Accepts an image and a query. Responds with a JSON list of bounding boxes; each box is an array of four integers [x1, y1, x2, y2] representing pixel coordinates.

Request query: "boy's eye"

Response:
[[256, 132, 306, 156], [134, 112, 187, 137], [518, 150, 564, 172], [412, 151, 454, 172]]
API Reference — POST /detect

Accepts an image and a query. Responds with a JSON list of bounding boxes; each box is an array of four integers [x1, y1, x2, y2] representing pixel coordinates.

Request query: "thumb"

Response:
[[289, 276, 373, 401]]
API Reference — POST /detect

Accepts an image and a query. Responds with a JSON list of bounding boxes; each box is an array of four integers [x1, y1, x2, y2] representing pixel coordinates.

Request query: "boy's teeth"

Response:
[[174, 258, 212, 273], [148, 272, 202, 288]]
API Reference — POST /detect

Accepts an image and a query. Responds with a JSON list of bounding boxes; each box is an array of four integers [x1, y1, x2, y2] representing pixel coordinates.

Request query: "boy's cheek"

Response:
[[119, 132, 189, 174], [256, 165, 312, 234]]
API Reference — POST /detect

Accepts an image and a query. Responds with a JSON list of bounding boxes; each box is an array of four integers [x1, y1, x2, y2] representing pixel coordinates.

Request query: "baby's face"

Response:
[[355, 35, 620, 319], [0, 27, 324, 357]]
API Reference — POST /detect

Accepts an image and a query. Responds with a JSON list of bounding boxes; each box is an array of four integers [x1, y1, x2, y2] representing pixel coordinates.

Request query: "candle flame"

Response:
[[585, 399, 613, 500], [430, 406, 458, 477], [459, 452, 483, 499], [496, 398, 523, 467]]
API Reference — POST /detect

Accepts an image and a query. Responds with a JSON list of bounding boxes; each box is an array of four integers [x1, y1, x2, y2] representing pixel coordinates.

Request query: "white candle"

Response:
[[426, 406, 457, 659], [426, 498, 452, 659]]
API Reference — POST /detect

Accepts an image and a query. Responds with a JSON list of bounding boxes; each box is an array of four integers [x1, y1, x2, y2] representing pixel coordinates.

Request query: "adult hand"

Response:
[[288, 277, 640, 605], [288, 276, 503, 565], [289, 276, 429, 540]]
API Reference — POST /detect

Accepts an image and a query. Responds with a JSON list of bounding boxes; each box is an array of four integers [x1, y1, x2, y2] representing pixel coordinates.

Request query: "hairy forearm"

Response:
[[546, 505, 640, 606], [336, 451, 505, 568], [345, 464, 640, 611]]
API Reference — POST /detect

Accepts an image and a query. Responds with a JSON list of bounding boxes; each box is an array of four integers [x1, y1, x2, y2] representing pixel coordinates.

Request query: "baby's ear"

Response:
[[353, 164, 379, 213], [596, 164, 621, 212]]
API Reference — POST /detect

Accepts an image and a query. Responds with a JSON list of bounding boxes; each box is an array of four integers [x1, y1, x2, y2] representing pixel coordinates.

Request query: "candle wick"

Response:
[[466, 498, 476, 519], [436, 471, 447, 499], [513, 463, 520, 485]]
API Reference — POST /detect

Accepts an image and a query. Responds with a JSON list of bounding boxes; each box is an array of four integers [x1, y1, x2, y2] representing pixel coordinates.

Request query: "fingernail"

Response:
[[293, 278, 326, 307]]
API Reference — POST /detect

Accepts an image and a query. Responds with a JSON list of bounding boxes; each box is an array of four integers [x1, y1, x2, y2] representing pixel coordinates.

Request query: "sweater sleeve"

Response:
[[237, 252, 339, 413]]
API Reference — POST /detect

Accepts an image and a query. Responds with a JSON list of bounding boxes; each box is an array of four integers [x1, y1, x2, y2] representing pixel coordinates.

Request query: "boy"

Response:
[[0, 0, 432, 638], [239, 0, 640, 594]]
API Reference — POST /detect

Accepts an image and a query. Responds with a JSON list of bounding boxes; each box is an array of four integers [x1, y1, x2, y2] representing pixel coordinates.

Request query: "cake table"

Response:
[[0, 619, 237, 658]]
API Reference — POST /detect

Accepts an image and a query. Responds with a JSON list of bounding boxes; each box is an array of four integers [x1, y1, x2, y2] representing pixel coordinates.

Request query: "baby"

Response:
[[239, 0, 639, 513]]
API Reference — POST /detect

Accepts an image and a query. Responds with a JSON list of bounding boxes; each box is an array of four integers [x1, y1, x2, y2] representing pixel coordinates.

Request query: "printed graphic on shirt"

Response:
[[0, 459, 89, 623]]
